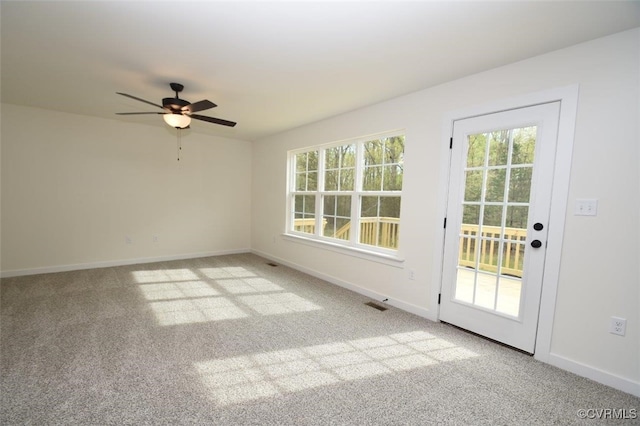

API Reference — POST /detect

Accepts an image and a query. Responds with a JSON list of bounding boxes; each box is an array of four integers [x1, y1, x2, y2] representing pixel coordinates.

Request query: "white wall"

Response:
[[252, 29, 639, 394], [1, 105, 252, 274]]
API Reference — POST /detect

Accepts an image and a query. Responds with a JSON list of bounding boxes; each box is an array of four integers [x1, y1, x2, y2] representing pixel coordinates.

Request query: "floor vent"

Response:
[[266, 262, 278, 267], [365, 301, 388, 311]]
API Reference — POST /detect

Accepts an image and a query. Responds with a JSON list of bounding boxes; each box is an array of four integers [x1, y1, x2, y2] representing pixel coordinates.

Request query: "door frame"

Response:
[[432, 85, 579, 362]]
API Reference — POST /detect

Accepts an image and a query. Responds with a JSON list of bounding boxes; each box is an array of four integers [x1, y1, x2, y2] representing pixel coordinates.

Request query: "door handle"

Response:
[[531, 240, 542, 248]]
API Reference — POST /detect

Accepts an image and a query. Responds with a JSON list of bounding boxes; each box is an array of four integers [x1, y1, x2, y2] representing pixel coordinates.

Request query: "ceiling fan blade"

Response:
[[191, 114, 237, 127], [183, 99, 217, 114], [116, 92, 165, 109], [116, 112, 164, 115]]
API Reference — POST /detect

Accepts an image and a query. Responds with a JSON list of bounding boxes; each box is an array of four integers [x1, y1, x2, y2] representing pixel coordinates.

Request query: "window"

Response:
[[288, 132, 404, 254]]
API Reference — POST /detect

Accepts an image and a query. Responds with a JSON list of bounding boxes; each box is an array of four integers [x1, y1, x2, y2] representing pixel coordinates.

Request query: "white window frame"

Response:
[[286, 130, 405, 261]]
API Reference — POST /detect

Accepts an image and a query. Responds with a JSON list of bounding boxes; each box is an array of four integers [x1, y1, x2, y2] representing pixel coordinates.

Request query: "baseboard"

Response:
[[0, 248, 251, 278], [547, 353, 640, 397], [252, 249, 437, 321]]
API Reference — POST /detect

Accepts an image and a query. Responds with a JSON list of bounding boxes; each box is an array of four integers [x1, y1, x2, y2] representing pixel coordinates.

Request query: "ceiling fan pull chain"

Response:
[[177, 129, 182, 161]]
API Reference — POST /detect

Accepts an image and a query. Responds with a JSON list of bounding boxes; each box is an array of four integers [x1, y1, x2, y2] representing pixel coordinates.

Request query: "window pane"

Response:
[[323, 195, 336, 215], [382, 165, 403, 191], [323, 195, 352, 241], [360, 196, 379, 218], [342, 145, 356, 167], [363, 165, 382, 191], [307, 170, 318, 191], [364, 140, 383, 166], [324, 170, 338, 191], [307, 151, 318, 171], [380, 196, 401, 219], [336, 195, 351, 217], [340, 168, 354, 191], [296, 153, 308, 173], [293, 195, 316, 234], [334, 218, 351, 241], [294, 195, 315, 215], [325, 147, 341, 169], [384, 136, 405, 165], [359, 196, 400, 249], [295, 172, 306, 191]]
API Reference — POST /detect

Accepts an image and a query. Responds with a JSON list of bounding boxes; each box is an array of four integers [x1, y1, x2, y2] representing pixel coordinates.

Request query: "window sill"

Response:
[[281, 233, 405, 268]]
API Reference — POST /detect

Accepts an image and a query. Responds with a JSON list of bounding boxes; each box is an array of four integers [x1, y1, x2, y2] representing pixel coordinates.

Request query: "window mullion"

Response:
[[352, 143, 366, 245], [316, 149, 326, 237]]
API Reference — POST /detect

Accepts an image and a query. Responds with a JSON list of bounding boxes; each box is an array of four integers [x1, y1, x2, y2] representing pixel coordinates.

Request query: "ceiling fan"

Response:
[[116, 82, 236, 129]]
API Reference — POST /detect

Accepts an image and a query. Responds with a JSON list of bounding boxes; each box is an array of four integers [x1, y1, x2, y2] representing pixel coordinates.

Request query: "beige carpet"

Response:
[[1, 253, 638, 425]]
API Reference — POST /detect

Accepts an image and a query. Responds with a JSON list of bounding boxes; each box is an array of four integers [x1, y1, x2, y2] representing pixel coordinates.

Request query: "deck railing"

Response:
[[294, 217, 400, 249], [293, 218, 327, 234], [293, 220, 525, 275], [458, 224, 527, 277]]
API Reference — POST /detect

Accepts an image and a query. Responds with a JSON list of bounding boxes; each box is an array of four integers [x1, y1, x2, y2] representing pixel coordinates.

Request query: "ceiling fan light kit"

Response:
[[163, 113, 191, 129]]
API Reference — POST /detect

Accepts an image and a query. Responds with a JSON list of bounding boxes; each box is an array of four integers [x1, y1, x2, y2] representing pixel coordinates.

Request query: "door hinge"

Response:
[[438, 294, 441, 305], [443, 217, 447, 228], [449, 137, 453, 149]]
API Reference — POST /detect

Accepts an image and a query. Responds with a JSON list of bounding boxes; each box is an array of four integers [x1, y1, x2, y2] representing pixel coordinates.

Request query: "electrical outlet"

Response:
[[153, 235, 158, 243], [609, 317, 626, 336], [125, 236, 132, 245], [408, 269, 416, 281]]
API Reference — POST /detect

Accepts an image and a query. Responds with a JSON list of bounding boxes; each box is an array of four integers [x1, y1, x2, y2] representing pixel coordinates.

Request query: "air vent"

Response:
[[266, 262, 278, 267], [365, 301, 388, 311]]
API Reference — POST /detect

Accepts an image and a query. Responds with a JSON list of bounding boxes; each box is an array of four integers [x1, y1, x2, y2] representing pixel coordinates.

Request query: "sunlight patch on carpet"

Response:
[[134, 267, 324, 326], [194, 330, 480, 406], [150, 297, 248, 326], [138, 281, 221, 301]]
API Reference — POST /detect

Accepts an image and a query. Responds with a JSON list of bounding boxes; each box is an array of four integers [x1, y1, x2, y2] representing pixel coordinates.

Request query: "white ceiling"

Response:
[[2, 1, 639, 141]]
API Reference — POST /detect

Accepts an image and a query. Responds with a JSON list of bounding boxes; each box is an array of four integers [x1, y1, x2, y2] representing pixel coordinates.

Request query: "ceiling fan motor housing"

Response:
[[163, 97, 190, 112]]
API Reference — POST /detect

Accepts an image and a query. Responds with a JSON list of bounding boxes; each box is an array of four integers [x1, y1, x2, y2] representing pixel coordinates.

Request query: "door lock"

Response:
[[531, 239, 542, 248]]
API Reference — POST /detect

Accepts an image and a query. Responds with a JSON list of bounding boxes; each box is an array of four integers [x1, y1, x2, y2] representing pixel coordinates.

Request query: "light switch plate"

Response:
[[575, 199, 598, 216]]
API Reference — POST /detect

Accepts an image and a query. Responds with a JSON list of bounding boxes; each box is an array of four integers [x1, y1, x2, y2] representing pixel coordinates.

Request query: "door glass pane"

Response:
[[485, 169, 506, 202], [474, 273, 497, 310], [453, 126, 537, 318], [466, 134, 486, 167], [511, 127, 536, 165], [508, 167, 533, 203], [505, 206, 528, 230], [488, 130, 509, 166], [464, 171, 483, 201], [462, 204, 480, 225], [482, 205, 502, 227], [496, 275, 521, 316]]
